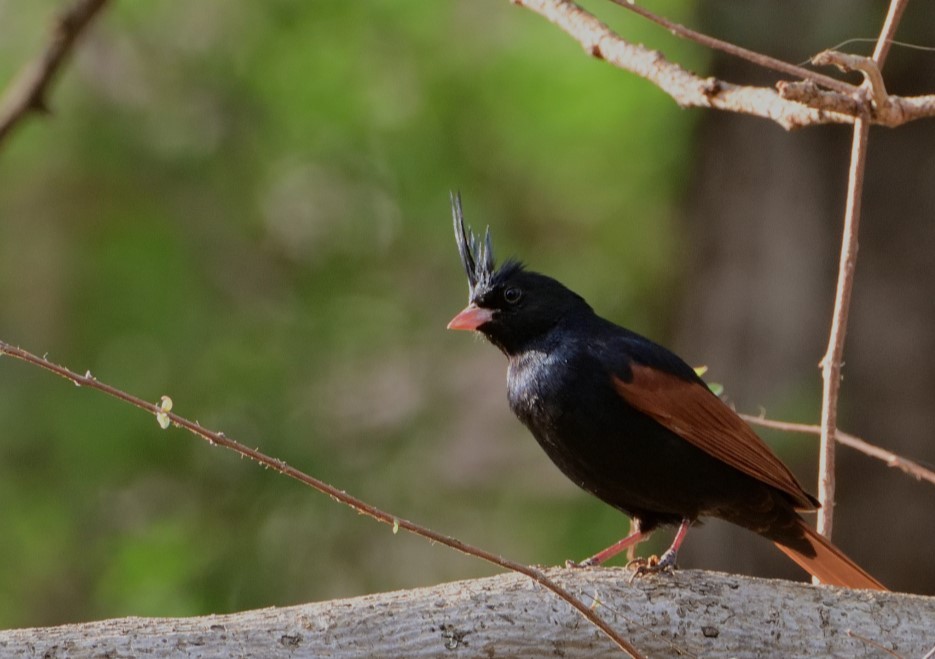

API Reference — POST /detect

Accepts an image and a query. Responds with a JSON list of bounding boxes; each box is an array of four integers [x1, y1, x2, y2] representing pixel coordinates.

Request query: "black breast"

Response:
[[506, 342, 783, 533]]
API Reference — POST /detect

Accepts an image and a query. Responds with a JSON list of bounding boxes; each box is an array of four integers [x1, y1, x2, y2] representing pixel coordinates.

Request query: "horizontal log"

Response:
[[2, 568, 932, 657]]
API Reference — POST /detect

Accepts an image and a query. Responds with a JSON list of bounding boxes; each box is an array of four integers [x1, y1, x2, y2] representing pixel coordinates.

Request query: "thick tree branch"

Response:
[[0, 570, 927, 658], [0, 0, 110, 146], [512, 0, 935, 130]]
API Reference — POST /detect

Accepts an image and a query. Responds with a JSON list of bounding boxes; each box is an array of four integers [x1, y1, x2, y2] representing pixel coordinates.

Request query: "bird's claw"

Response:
[[626, 550, 677, 583], [564, 557, 597, 569]]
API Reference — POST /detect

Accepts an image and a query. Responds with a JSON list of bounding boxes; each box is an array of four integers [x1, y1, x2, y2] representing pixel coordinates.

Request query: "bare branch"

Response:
[[778, 81, 935, 128], [778, 81, 867, 117], [0, 339, 642, 658], [872, 0, 910, 67], [512, 0, 935, 130], [817, 116, 869, 541], [607, 0, 858, 95], [816, 0, 908, 543], [0, 0, 110, 146], [739, 414, 935, 489]]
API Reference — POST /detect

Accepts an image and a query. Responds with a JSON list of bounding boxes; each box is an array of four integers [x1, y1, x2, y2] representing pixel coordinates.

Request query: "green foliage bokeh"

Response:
[[0, 0, 701, 626]]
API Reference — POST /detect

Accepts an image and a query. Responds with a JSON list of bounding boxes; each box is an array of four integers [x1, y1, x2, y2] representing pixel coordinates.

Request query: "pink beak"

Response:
[[447, 304, 494, 331]]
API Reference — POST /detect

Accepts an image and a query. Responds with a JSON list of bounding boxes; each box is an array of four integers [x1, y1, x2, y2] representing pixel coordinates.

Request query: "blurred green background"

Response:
[[4, 0, 934, 628], [0, 0, 701, 626]]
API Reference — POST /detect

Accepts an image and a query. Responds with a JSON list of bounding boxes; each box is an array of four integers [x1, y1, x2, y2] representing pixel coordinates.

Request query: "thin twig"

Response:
[[816, 0, 908, 543], [817, 115, 869, 541], [846, 629, 904, 658], [0, 340, 644, 659], [739, 414, 935, 488], [872, 2, 910, 66], [0, 0, 110, 146], [607, 0, 858, 95]]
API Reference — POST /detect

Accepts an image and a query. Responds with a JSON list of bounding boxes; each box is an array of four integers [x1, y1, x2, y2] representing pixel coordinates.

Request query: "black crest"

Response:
[[451, 191, 496, 297]]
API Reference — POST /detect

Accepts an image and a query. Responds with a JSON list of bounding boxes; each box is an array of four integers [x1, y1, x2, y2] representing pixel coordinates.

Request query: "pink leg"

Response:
[[569, 523, 651, 568], [654, 518, 691, 571]]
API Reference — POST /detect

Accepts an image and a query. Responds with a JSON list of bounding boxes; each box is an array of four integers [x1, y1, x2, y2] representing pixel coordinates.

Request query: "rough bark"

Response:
[[2, 569, 931, 658]]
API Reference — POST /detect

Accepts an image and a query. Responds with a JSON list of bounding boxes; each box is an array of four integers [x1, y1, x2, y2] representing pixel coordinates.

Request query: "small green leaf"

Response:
[[694, 366, 724, 396]]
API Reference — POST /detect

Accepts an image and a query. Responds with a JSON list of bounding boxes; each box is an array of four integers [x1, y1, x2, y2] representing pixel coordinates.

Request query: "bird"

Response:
[[445, 193, 885, 591]]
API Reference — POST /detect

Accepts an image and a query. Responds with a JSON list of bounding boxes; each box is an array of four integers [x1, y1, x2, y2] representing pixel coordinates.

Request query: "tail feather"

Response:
[[774, 518, 887, 591]]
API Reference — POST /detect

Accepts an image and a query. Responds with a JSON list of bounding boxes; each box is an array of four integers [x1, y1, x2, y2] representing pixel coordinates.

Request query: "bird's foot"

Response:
[[626, 549, 678, 583], [564, 557, 597, 568]]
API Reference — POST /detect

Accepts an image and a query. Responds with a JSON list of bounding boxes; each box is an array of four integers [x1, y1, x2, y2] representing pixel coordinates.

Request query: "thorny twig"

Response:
[[0, 340, 644, 658]]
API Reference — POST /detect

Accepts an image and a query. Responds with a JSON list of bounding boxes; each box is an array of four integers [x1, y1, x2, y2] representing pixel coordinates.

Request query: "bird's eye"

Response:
[[503, 287, 523, 304]]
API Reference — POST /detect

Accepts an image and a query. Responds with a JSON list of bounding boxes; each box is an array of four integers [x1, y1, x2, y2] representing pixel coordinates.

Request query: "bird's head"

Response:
[[447, 192, 590, 355]]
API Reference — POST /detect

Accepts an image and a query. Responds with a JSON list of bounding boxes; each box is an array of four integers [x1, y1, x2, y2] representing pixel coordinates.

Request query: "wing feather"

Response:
[[613, 365, 818, 511]]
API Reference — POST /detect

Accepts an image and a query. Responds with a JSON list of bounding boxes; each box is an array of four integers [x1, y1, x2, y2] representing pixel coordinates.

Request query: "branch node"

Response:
[[812, 50, 889, 109], [700, 77, 722, 97]]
